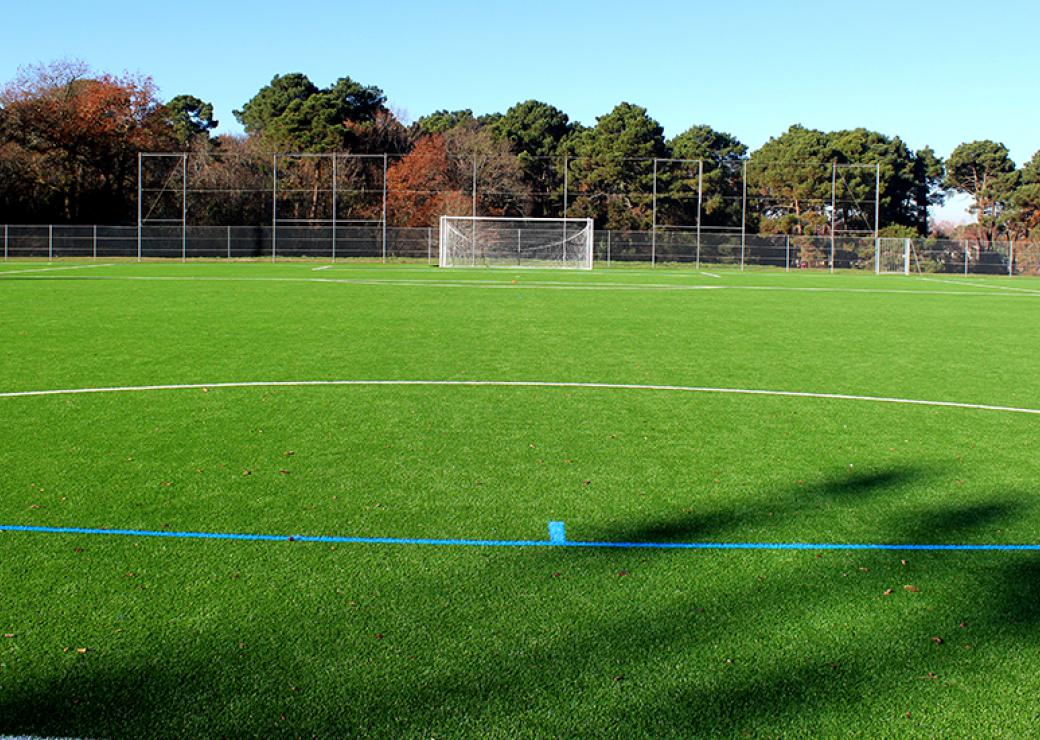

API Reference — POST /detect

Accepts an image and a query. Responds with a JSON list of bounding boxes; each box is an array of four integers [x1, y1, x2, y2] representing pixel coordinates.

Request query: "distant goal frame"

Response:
[[438, 216, 594, 271]]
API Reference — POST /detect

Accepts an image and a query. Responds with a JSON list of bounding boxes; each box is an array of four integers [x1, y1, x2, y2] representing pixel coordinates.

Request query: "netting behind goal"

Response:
[[439, 217, 594, 269]]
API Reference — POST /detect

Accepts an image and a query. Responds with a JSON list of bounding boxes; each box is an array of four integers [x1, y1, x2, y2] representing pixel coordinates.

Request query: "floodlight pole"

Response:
[[696, 159, 703, 270], [651, 158, 658, 267], [740, 160, 747, 271], [136, 152, 142, 262], [272, 155, 278, 263], [829, 161, 837, 273]]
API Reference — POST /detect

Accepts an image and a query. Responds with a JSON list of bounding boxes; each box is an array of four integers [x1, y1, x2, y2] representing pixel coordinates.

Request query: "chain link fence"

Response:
[[1, 224, 1038, 274]]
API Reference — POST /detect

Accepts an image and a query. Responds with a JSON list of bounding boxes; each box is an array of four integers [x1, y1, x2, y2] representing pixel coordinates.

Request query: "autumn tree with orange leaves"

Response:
[[0, 60, 175, 222]]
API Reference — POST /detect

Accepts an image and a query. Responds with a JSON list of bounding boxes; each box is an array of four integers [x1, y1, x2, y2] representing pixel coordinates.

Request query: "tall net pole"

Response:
[[740, 161, 747, 271], [136, 153, 142, 262], [874, 162, 881, 273], [832, 162, 840, 274], [651, 158, 657, 267], [696, 159, 703, 270], [271, 155, 278, 263], [332, 154, 337, 262], [181, 154, 187, 263], [382, 153, 388, 264]]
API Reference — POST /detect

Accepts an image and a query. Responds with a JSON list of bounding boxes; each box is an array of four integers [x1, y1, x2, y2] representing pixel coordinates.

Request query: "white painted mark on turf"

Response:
[[0, 263, 114, 276], [700, 271, 722, 279], [920, 276, 1040, 295], [5, 272, 1035, 299], [1, 379, 1038, 417], [312, 265, 333, 271]]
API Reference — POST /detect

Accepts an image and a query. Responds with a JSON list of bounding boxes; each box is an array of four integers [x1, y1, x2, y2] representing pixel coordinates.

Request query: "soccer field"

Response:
[[1, 262, 1039, 736]]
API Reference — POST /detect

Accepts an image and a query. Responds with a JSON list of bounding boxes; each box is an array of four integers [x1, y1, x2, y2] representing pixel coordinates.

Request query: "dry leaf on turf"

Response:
[[904, 585, 920, 593]]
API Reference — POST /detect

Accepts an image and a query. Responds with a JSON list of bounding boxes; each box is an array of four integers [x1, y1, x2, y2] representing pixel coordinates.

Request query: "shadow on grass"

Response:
[[3, 475, 1040, 736], [600, 465, 929, 544]]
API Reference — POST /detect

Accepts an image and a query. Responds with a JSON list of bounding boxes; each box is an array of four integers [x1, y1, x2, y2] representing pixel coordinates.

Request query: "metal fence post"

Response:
[[3, 224, 7, 261], [93, 225, 97, 260], [964, 241, 969, 275], [786, 235, 791, 272], [607, 230, 611, 267], [1009, 239, 1014, 276], [48, 224, 53, 261], [227, 226, 232, 260], [427, 227, 432, 265]]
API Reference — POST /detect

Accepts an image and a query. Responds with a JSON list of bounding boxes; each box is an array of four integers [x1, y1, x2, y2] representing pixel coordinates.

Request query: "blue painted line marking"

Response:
[[1, 522, 1039, 552], [548, 521, 567, 543]]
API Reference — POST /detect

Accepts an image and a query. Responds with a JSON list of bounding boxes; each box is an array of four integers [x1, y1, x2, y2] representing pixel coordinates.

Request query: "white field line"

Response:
[[920, 276, 1040, 295], [1, 378, 1038, 416], [312, 265, 333, 271], [4, 272, 1036, 298], [0, 263, 113, 276], [700, 271, 722, 278]]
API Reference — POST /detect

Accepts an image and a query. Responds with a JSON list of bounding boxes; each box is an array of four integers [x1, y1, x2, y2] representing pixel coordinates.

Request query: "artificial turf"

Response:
[[1, 262, 1039, 736]]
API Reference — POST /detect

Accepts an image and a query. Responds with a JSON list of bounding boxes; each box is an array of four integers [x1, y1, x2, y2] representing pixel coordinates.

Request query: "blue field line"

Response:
[[1, 522, 1039, 552]]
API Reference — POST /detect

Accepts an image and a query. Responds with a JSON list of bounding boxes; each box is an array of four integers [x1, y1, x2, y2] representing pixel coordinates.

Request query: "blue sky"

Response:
[[3, 0, 1038, 221]]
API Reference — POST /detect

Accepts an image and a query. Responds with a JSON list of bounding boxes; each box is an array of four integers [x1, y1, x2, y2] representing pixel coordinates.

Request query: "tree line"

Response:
[[1, 60, 1038, 243]]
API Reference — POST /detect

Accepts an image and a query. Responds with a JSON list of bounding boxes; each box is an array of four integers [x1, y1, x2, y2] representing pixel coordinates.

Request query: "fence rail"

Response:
[[2, 224, 1038, 274]]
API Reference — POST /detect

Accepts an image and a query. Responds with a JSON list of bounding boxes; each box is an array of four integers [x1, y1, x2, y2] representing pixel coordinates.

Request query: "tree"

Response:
[[1007, 150, 1040, 238], [0, 60, 172, 223], [668, 125, 747, 228], [410, 109, 475, 138], [385, 134, 467, 226], [442, 122, 529, 216], [234, 73, 387, 152], [491, 100, 574, 216], [567, 103, 667, 229], [944, 140, 1019, 244], [164, 94, 218, 147], [747, 125, 837, 235]]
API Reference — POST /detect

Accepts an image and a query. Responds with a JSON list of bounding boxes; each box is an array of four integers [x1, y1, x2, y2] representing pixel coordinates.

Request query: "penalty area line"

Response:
[[1, 522, 1038, 552]]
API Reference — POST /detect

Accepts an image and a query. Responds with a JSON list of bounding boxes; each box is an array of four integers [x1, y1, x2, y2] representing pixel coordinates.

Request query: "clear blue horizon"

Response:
[[3, 0, 1037, 223]]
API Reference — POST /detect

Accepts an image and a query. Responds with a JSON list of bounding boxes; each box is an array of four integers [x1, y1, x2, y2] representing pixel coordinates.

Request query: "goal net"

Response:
[[876, 238, 913, 275], [439, 216, 594, 269]]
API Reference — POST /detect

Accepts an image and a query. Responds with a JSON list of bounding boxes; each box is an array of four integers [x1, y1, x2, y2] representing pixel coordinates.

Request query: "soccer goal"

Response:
[[876, 238, 915, 275], [439, 216, 594, 269]]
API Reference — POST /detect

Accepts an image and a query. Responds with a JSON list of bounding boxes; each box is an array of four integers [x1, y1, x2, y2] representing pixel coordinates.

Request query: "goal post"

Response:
[[876, 237, 912, 275], [439, 216, 594, 270]]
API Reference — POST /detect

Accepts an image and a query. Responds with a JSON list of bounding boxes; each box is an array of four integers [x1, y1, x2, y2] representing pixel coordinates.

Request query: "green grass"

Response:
[[1, 262, 1039, 736]]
